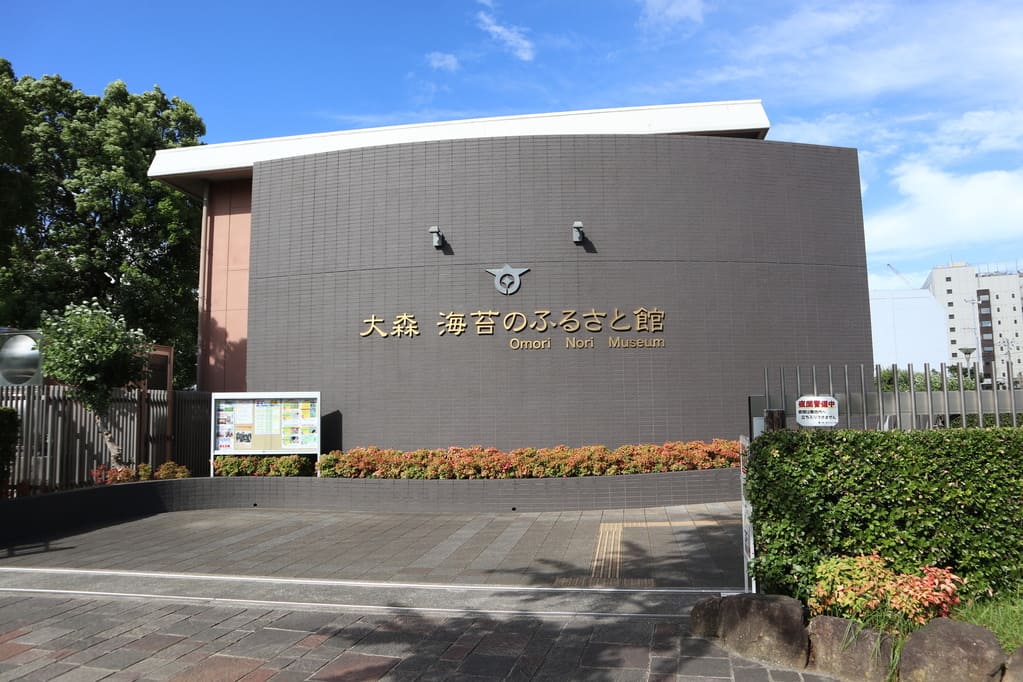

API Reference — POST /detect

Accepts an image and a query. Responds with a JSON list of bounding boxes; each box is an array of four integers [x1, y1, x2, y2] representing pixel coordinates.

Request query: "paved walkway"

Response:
[[0, 504, 835, 681]]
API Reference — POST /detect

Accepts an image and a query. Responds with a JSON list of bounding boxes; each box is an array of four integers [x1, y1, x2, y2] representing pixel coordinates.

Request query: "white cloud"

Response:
[[936, 109, 1023, 154], [426, 51, 460, 72], [771, 112, 878, 148], [740, 2, 886, 60], [705, 2, 1023, 105], [477, 11, 534, 61], [636, 0, 705, 28], [865, 163, 1023, 259]]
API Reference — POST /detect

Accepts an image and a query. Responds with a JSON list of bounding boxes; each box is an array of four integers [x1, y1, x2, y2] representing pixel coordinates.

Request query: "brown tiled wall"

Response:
[[200, 180, 251, 391], [246, 134, 872, 449]]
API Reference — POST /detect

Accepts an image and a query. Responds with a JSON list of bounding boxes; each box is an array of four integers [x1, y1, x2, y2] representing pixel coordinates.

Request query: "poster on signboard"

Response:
[[210, 392, 321, 459]]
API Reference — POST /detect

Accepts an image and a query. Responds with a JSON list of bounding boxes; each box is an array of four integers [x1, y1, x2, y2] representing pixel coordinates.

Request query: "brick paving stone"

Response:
[[123, 632, 185, 654], [0, 631, 28, 645], [153, 638, 205, 660], [768, 671, 802, 681], [311, 652, 400, 680], [0, 656, 64, 682], [266, 672, 308, 682], [591, 621, 655, 645], [269, 612, 336, 633], [0, 641, 34, 662], [84, 647, 150, 670], [295, 633, 329, 648], [532, 643, 586, 679], [349, 628, 423, 657], [439, 642, 475, 662], [650, 655, 680, 674], [473, 631, 530, 656], [16, 661, 79, 681], [682, 636, 732, 658], [732, 666, 771, 682], [580, 642, 651, 670], [237, 669, 279, 682], [414, 659, 461, 681], [281, 656, 328, 674], [678, 654, 734, 677], [158, 618, 210, 637], [458, 652, 519, 677], [15, 649, 60, 668], [168, 654, 265, 681], [220, 627, 307, 658], [49, 667, 116, 682], [12, 627, 74, 646]]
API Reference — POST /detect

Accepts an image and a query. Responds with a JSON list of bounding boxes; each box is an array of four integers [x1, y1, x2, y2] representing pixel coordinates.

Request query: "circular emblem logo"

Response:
[[485, 264, 530, 295]]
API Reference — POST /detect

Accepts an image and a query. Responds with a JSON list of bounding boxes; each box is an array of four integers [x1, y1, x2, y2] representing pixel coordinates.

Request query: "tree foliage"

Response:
[[877, 366, 976, 392], [39, 300, 151, 416], [0, 59, 204, 386], [39, 300, 151, 464]]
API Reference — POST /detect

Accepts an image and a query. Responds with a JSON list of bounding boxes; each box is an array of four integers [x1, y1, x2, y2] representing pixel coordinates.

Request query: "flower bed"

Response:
[[317, 439, 739, 479]]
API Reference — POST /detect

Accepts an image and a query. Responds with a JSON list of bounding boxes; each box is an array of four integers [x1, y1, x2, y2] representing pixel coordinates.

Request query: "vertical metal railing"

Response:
[[758, 364, 1023, 433], [1, 386, 213, 491]]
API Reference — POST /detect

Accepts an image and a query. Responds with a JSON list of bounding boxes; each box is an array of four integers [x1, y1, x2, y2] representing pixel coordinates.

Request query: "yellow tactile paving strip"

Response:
[[554, 518, 741, 587]]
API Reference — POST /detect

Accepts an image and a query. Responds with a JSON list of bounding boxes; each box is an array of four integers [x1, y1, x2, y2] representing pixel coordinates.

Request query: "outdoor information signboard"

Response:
[[210, 392, 321, 476], [795, 395, 839, 427]]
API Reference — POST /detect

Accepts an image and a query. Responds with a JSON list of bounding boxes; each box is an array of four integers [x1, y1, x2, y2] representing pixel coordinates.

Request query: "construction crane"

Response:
[[887, 264, 916, 288]]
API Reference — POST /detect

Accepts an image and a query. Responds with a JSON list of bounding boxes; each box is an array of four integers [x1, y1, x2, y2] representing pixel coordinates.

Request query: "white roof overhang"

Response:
[[149, 99, 770, 196]]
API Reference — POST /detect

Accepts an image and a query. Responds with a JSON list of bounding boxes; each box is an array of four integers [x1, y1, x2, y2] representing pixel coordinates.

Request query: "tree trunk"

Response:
[[96, 413, 124, 468]]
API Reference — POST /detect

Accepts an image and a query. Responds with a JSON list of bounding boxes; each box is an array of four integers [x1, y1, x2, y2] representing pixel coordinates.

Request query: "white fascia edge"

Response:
[[148, 100, 768, 179]]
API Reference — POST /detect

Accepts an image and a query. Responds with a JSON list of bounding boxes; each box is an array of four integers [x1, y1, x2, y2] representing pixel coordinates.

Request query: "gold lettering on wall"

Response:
[[361, 308, 666, 349], [608, 337, 665, 349]]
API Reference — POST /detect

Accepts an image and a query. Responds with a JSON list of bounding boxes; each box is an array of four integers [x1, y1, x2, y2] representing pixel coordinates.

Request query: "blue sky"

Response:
[[3, 0, 1021, 291]]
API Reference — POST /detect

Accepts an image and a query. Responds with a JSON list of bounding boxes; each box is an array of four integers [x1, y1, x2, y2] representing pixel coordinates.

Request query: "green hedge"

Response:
[[213, 454, 316, 477], [746, 428, 1023, 600], [317, 441, 740, 479], [0, 407, 17, 488]]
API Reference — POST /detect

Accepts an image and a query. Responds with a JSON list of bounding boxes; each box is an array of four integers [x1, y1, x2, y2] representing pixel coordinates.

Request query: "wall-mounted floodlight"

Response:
[[428, 225, 445, 249], [572, 221, 585, 244]]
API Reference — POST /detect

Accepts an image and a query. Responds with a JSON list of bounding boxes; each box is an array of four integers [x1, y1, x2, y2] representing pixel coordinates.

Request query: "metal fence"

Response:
[[754, 363, 1023, 434], [0, 386, 212, 491]]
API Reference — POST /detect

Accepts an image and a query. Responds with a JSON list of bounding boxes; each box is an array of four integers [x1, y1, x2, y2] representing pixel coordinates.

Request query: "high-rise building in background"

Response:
[[924, 262, 1023, 387]]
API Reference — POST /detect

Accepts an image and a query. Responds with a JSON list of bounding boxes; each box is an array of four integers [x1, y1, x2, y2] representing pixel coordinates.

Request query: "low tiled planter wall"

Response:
[[1, 468, 739, 544]]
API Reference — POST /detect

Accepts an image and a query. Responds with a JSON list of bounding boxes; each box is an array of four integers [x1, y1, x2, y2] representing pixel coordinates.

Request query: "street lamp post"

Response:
[[959, 346, 976, 382], [997, 337, 1019, 388]]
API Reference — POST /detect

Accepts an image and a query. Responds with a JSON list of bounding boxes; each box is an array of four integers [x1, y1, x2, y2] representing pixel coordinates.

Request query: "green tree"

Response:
[[0, 60, 33, 266], [39, 300, 151, 465], [877, 366, 976, 392], [0, 59, 204, 386]]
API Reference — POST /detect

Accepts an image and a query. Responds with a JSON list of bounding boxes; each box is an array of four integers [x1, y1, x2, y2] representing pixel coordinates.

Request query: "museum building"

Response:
[[148, 100, 874, 450]]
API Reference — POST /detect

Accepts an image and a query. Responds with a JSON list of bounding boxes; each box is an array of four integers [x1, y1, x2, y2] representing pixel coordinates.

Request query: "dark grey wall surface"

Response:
[[0, 469, 739, 544], [248, 134, 872, 450]]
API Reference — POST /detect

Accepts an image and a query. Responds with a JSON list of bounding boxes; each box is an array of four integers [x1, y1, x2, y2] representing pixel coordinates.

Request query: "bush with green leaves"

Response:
[[746, 428, 1023, 600], [0, 407, 18, 492], [213, 455, 315, 477], [39, 299, 151, 465], [807, 554, 964, 636], [154, 461, 191, 479], [317, 440, 739, 479]]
